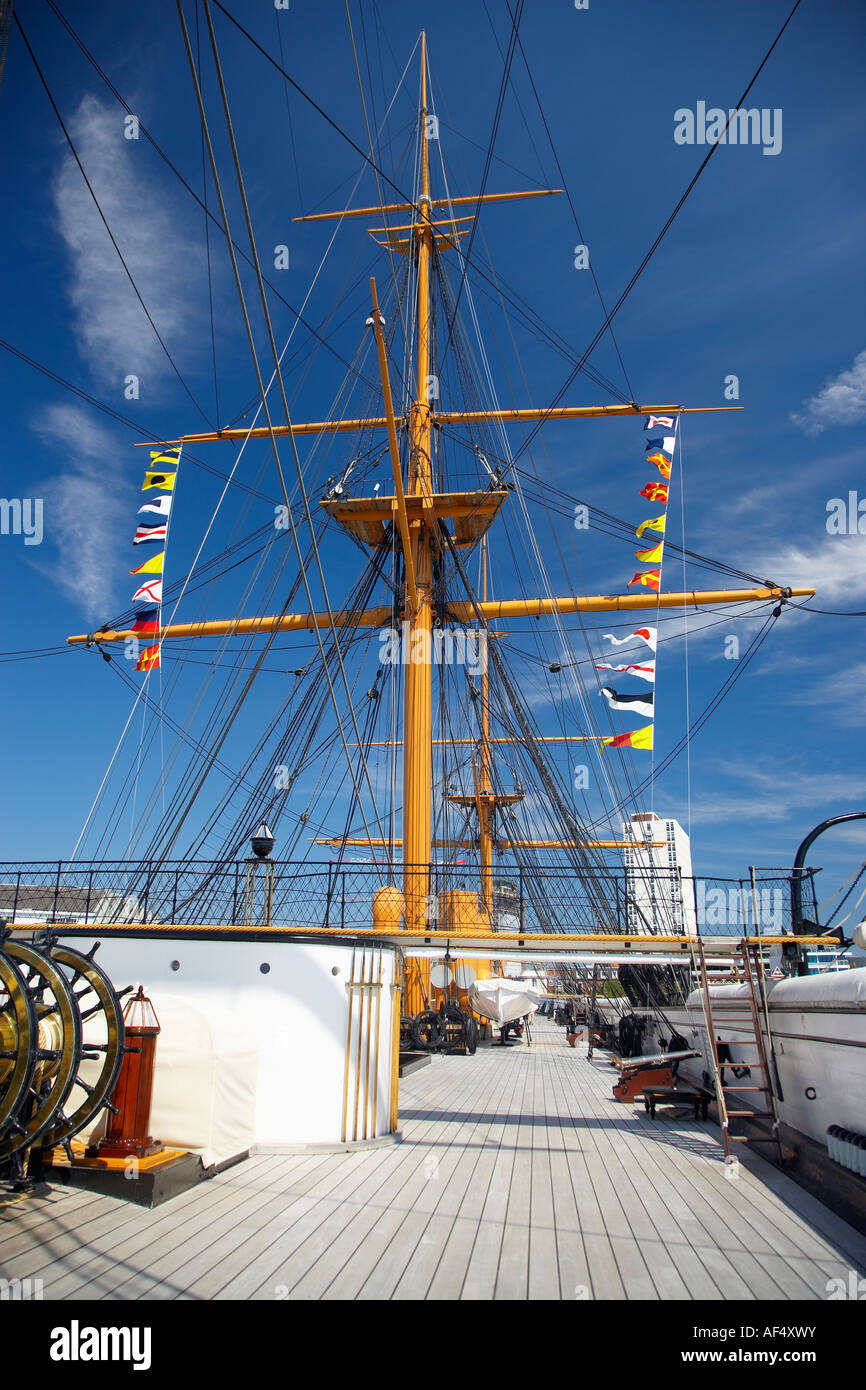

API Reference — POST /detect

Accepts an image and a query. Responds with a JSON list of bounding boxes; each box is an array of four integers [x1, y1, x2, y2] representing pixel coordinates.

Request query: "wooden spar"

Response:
[[436, 404, 742, 425], [448, 587, 813, 620], [369, 275, 417, 614], [357, 737, 606, 746], [67, 586, 816, 645], [140, 416, 391, 445], [291, 188, 565, 223], [135, 402, 741, 448], [312, 838, 667, 849]]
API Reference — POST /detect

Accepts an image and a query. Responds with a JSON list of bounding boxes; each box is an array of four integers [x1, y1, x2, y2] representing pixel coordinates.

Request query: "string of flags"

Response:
[[129, 448, 181, 672], [600, 415, 679, 751]]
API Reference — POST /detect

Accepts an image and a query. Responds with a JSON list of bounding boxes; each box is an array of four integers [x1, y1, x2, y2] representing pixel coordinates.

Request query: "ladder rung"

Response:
[[725, 1086, 770, 1093], [727, 1110, 775, 1118]]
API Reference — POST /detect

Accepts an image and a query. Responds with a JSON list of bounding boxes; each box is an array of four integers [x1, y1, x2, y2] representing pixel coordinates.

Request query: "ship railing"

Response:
[[0, 861, 819, 939]]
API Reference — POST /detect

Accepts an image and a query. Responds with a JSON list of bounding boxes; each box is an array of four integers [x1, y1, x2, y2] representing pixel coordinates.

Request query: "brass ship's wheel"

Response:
[[0, 951, 38, 1145], [40, 943, 127, 1154], [0, 940, 81, 1161]]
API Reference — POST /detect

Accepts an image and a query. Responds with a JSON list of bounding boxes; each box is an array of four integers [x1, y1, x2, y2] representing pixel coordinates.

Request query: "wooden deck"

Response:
[[3, 1020, 865, 1300]]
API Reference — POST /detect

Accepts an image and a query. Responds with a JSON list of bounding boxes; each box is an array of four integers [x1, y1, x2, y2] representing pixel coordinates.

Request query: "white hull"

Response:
[[609, 967, 866, 1147]]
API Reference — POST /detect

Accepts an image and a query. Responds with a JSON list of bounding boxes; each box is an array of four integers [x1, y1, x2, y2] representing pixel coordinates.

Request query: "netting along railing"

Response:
[[0, 861, 818, 937]]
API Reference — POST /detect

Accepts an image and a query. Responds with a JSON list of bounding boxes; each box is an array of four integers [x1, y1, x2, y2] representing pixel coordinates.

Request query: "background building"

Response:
[[622, 813, 696, 936]]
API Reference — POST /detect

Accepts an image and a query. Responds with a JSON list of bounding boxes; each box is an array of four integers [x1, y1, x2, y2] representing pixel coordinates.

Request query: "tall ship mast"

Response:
[[3, 9, 864, 1309], [64, 31, 809, 1019]]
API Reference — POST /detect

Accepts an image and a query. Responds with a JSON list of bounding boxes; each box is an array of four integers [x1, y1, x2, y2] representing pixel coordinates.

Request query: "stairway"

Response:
[[694, 937, 784, 1163]]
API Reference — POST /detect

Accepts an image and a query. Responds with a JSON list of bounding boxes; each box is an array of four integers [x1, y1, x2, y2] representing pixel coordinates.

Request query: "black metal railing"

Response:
[[0, 860, 819, 938]]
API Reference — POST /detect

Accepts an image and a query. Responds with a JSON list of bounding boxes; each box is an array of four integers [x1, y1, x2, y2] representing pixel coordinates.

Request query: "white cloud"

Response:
[[784, 659, 866, 728], [711, 452, 857, 524], [32, 403, 133, 621], [684, 760, 866, 828], [53, 95, 196, 386], [791, 350, 866, 436], [754, 535, 866, 603]]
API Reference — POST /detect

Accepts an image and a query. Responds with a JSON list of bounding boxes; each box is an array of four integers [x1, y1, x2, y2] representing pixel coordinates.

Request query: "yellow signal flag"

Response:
[[142, 470, 177, 492], [130, 551, 165, 576], [150, 449, 181, 466], [602, 723, 654, 750], [635, 540, 664, 564], [635, 514, 667, 541]]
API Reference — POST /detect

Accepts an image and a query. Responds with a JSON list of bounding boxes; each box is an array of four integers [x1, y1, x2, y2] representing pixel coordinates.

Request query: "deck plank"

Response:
[[4, 1019, 864, 1301]]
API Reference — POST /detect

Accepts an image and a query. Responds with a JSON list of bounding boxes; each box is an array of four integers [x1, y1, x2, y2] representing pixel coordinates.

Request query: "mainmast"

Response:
[[68, 35, 815, 986], [403, 31, 436, 939]]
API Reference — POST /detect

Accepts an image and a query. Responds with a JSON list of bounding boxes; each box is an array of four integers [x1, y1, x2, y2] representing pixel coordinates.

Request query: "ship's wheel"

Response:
[[0, 934, 130, 1176], [0, 939, 81, 1164], [40, 943, 128, 1156], [0, 950, 38, 1145]]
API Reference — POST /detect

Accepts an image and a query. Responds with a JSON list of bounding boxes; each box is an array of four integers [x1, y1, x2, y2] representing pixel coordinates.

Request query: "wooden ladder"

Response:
[[695, 937, 784, 1163]]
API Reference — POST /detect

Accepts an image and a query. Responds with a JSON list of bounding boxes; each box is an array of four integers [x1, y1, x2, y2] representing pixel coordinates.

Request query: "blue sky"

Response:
[[1, 0, 864, 915]]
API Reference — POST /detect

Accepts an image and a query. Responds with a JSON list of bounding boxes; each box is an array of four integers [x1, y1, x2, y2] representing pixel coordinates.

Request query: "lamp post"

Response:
[[244, 821, 275, 927]]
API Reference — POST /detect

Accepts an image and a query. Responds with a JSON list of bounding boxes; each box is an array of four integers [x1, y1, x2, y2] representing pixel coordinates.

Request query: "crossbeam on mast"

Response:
[[136, 403, 741, 449], [357, 737, 604, 746], [68, 585, 815, 646], [290, 188, 565, 223], [311, 838, 666, 849]]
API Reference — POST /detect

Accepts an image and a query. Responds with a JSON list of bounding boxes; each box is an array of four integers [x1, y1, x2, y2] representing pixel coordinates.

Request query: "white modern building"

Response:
[[621, 812, 696, 936], [806, 947, 851, 974]]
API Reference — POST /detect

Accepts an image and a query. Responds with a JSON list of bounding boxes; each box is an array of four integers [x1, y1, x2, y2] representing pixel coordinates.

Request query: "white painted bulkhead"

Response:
[[66, 933, 399, 1163]]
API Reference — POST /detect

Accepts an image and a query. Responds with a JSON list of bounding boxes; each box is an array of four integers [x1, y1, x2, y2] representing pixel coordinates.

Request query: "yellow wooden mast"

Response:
[[403, 30, 435, 956], [478, 540, 494, 916], [69, 35, 816, 993]]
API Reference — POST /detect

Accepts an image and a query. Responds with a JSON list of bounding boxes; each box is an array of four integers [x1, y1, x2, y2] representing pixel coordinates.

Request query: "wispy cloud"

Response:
[[32, 403, 133, 621], [708, 449, 859, 525], [783, 659, 866, 729], [53, 95, 197, 386], [791, 350, 866, 436], [684, 758, 866, 828], [753, 535, 866, 603]]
